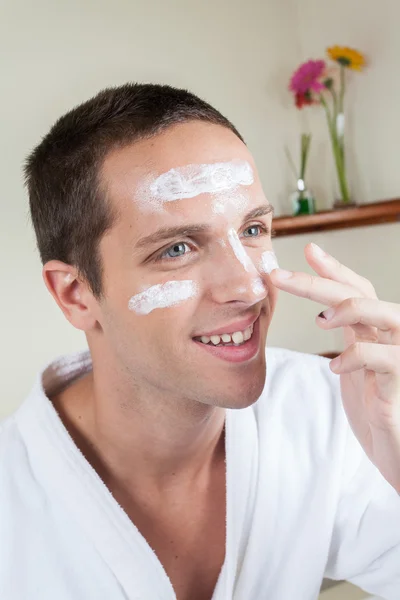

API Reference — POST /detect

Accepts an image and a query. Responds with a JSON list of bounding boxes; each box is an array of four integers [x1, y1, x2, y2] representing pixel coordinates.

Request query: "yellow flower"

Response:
[[327, 46, 366, 71]]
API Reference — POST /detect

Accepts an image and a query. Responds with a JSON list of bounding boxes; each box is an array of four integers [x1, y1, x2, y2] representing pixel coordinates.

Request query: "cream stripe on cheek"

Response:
[[128, 280, 198, 315]]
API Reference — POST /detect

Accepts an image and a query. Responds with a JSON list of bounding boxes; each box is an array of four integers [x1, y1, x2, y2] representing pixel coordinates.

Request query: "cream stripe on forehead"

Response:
[[138, 160, 254, 209]]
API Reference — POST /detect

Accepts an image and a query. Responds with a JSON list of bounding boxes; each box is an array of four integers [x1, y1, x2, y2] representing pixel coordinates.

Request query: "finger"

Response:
[[305, 243, 377, 299], [330, 342, 400, 376], [317, 298, 400, 344], [270, 268, 358, 306]]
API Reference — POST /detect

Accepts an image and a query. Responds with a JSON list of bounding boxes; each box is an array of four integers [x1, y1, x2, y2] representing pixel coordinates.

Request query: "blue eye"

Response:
[[162, 242, 191, 259], [243, 225, 261, 237]]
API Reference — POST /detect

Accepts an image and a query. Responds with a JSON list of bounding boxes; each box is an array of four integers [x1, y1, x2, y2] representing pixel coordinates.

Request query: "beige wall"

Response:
[[1, 0, 399, 416], [268, 222, 400, 354]]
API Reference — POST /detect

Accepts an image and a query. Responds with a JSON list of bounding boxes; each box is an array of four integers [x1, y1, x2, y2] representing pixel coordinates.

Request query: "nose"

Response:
[[206, 234, 268, 305]]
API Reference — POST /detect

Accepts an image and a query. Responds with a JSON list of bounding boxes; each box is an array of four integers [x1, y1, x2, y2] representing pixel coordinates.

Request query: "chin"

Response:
[[212, 368, 266, 410]]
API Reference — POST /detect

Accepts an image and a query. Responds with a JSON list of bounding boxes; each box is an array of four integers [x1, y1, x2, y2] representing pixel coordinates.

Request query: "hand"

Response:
[[270, 243, 400, 493]]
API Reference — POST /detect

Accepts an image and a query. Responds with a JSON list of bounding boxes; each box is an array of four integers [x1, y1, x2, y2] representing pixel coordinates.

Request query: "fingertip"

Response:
[[310, 243, 327, 259], [271, 269, 293, 281], [329, 355, 341, 373]]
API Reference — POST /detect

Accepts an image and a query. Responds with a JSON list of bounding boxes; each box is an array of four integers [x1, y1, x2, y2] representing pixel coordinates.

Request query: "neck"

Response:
[[52, 351, 226, 494]]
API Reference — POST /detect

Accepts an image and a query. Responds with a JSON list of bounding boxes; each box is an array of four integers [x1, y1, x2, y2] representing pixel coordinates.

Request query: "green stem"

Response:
[[329, 86, 338, 118], [320, 94, 350, 203], [339, 65, 345, 114], [300, 134, 310, 181]]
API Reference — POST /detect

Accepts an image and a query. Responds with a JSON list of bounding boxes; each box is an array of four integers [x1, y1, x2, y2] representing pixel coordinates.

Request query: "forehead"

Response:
[[103, 121, 251, 178], [101, 121, 267, 236]]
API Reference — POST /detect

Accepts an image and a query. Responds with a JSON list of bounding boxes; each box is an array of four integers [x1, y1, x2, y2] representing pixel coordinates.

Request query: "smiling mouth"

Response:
[[193, 323, 254, 347], [192, 316, 261, 364]]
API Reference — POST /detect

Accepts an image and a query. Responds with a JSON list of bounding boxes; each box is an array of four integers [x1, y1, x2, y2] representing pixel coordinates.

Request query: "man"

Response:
[[1, 83, 399, 600]]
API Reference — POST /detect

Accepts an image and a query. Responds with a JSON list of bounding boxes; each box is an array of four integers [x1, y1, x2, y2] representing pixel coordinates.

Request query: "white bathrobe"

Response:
[[1, 347, 400, 600]]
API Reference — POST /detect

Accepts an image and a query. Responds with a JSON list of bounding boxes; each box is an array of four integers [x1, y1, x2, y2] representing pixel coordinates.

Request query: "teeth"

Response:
[[198, 322, 255, 345], [231, 331, 244, 344]]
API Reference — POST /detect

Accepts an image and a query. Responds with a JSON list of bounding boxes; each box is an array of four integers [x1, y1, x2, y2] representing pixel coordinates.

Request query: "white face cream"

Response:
[[259, 250, 279, 274], [212, 189, 249, 216], [236, 286, 247, 294], [251, 277, 267, 297], [128, 280, 198, 315], [138, 160, 254, 211], [227, 228, 254, 273]]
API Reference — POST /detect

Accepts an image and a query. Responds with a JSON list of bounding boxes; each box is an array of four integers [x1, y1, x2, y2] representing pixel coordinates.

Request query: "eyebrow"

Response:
[[135, 203, 275, 249]]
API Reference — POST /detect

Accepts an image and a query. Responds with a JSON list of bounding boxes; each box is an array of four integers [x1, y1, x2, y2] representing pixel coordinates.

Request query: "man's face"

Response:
[[97, 121, 278, 409]]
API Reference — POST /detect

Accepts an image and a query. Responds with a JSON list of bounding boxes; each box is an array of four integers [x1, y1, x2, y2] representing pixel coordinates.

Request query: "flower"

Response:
[[289, 60, 326, 95], [327, 46, 366, 71], [295, 91, 315, 109], [288, 46, 367, 205]]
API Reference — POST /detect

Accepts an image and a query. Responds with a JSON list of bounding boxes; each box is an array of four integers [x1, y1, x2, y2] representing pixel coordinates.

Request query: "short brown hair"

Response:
[[25, 83, 244, 297]]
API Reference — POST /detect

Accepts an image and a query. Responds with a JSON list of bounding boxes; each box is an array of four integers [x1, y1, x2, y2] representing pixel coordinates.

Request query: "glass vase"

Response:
[[330, 113, 355, 208], [291, 180, 316, 216]]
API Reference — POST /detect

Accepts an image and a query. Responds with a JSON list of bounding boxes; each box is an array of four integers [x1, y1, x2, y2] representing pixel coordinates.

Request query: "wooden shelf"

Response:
[[272, 198, 400, 237]]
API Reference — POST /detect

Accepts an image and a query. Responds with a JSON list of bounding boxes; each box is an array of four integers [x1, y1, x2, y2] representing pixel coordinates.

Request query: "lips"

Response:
[[192, 314, 259, 339]]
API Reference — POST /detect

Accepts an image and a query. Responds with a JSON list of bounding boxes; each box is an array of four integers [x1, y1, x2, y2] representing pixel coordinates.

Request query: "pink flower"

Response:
[[289, 60, 326, 95]]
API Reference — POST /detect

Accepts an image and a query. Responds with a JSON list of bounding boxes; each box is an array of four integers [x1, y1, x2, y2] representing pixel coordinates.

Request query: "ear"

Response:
[[43, 260, 99, 331]]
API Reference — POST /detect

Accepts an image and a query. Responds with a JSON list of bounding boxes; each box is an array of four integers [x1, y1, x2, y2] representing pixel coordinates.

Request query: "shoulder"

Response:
[[0, 380, 51, 508], [0, 413, 34, 516], [0, 413, 24, 460], [0, 412, 31, 479]]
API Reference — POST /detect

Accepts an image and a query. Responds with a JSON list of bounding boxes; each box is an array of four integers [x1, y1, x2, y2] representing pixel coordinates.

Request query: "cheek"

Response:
[[126, 282, 202, 342]]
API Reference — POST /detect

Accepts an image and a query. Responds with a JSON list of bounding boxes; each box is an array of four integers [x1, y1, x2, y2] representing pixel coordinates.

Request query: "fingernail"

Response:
[[274, 269, 293, 280], [311, 243, 327, 258], [318, 308, 335, 321]]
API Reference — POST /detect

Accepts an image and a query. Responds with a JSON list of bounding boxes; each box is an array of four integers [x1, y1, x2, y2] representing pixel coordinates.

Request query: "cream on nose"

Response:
[[227, 228, 256, 273], [224, 229, 269, 301], [252, 277, 267, 297], [259, 250, 279, 274]]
